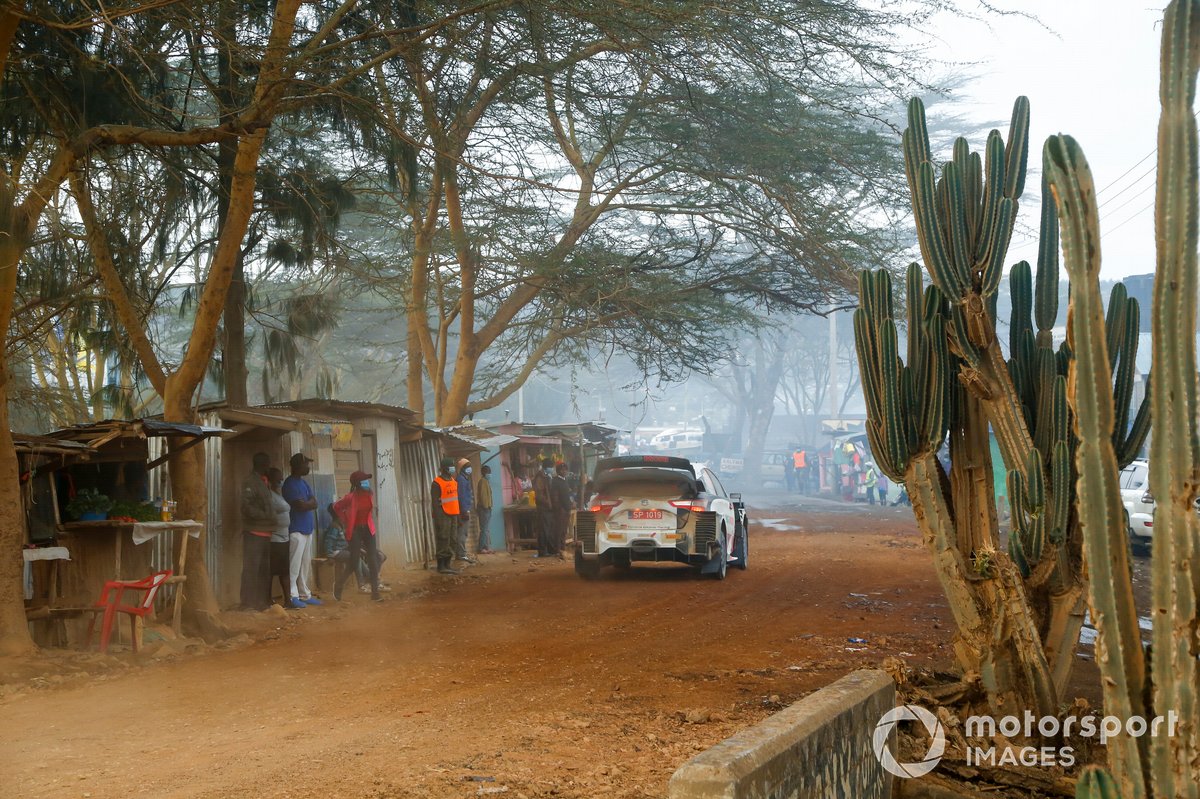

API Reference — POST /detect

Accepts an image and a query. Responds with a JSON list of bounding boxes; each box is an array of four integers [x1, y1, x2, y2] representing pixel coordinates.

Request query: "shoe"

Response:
[[457, 556, 477, 565], [360, 585, 372, 593], [371, 595, 384, 602], [377, 583, 393, 592], [436, 557, 461, 575], [303, 597, 323, 606], [285, 601, 305, 610]]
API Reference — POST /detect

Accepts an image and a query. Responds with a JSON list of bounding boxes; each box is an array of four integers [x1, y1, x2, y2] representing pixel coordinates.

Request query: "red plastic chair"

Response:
[[86, 570, 173, 653]]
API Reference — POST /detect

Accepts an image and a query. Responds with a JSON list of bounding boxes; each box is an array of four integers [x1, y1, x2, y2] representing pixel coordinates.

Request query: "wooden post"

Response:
[[172, 529, 190, 635]]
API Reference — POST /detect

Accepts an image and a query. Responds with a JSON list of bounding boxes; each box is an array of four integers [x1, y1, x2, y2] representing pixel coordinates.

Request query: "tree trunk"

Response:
[[216, 2, 247, 408], [223, 256, 248, 406], [438, 348, 481, 426], [0, 385, 36, 655], [907, 453, 1058, 719], [161, 381, 227, 640]]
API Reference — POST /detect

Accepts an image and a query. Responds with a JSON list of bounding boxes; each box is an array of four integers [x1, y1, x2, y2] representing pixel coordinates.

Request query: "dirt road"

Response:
[[1, 500, 951, 798]]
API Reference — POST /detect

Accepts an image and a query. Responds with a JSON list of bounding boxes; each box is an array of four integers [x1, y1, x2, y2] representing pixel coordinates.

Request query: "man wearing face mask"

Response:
[[332, 470, 383, 601], [454, 457, 477, 565], [431, 457, 461, 575]]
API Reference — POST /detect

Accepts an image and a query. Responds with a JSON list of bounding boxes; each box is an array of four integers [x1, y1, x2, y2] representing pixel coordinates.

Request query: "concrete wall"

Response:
[[668, 669, 895, 799]]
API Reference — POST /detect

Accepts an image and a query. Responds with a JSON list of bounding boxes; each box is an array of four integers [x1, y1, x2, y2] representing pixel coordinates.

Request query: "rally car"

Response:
[[573, 454, 748, 580]]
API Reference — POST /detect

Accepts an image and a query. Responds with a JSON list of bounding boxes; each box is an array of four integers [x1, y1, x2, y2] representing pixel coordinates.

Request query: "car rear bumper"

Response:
[[1130, 512, 1154, 538], [575, 542, 714, 567]]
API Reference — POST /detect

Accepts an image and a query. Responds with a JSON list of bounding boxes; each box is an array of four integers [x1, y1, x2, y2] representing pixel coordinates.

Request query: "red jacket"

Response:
[[333, 489, 376, 539]]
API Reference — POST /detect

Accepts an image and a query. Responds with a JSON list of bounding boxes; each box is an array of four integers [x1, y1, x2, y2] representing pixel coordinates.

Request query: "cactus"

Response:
[[1075, 767, 1121, 799], [856, 92, 1150, 719], [1055, 2, 1200, 795]]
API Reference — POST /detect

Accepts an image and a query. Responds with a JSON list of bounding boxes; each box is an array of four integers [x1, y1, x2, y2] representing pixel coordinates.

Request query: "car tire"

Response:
[[711, 532, 728, 580], [574, 549, 601, 580]]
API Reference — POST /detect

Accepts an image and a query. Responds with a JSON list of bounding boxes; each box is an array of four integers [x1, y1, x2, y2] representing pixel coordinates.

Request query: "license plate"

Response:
[[629, 509, 663, 520]]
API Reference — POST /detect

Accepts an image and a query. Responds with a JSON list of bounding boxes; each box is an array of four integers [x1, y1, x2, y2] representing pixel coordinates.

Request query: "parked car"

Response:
[[574, 454, 748, 580], [1119, 458, 1200, 549], [1120, 459, 1153, 544]]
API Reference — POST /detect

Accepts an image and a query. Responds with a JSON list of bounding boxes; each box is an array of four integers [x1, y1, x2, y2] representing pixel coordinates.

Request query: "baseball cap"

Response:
[[290, 453, 314, 468], [456, 457, 470, 469], [350, 470, 370, 483]]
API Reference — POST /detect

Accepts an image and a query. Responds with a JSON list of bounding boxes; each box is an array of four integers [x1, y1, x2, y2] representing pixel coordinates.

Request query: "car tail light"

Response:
[[669, 500, 707, 512], [589, 498, 620, 516], [1142, 491, 1155, 504]]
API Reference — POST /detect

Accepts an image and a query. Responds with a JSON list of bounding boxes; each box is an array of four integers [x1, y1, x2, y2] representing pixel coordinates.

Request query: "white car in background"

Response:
[[1119, 458, 1200, 549], [573, 455, 748, 580], [1120, 459, 1154, 545]]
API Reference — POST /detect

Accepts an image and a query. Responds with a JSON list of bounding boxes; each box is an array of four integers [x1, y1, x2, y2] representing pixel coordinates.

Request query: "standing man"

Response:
[[332, 470, 383, 601], [864, 462, 879, 505], [239, 451, 276, 611], [283, 453, 322, 606], [267, 468, 304, 610], [531, 461, 557, 558], [475, 464, 495, 554], [454, 457, 477, 565], [783, 451, 795, 492], [431, 458, 461, 575], [550, 462, 575, 558], [793, 449, 806, 494]]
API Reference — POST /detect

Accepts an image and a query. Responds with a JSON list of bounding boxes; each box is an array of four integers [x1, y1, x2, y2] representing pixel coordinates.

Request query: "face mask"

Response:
[[359, 480, 370, 490], [447, 467, 456, 476], [464, 467, 472, 475]]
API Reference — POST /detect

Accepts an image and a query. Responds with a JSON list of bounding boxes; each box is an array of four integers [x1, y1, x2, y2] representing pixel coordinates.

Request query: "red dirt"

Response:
[[0, 501, 953, 798]]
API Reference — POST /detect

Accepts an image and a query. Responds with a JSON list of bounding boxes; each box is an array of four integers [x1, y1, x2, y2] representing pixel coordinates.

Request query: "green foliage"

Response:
[[65, 488, 113, 518], [108, 499, 161, 523]]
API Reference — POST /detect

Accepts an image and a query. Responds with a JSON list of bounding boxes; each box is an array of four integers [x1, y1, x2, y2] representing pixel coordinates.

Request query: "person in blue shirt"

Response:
[[454, 457, 476, 565], [282, 453, 322, 606]]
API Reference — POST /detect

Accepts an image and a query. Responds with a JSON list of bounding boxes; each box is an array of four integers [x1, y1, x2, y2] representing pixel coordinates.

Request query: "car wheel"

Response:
[[712, 532, 728, 580], [574, 549, 600, 580]]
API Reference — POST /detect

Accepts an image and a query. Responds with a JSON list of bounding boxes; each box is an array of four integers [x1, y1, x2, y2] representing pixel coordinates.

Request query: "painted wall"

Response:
[[353, 417, 404, 563]]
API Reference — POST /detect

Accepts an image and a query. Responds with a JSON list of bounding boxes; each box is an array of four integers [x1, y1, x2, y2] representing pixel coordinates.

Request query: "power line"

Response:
[[1099, 175, 1156, 218], [1095, 149, 1156, 199], [1104, 198, 1156, 237], [1097, 163, 1156, 210]]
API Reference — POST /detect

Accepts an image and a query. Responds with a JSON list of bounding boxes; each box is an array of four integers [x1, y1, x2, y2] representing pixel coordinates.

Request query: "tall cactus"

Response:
[[1067, 2, 1200, 796], [857, 94, 1150, 718]]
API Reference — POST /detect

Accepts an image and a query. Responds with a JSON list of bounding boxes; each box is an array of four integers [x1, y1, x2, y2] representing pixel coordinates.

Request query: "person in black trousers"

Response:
[[331, 470, 383, 601], [551, 462, 576, 556]]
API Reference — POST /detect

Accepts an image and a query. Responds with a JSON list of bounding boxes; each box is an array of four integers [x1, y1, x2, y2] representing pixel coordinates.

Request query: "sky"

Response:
[[929, 1, 1165, 279]]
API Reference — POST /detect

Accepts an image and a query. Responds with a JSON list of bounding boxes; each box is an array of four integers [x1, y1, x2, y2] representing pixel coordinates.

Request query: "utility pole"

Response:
[[828, 309, 839, 419]]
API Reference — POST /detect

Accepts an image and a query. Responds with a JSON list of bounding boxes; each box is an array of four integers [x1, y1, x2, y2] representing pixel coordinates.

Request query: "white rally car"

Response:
[[573, 455, 748, 579]]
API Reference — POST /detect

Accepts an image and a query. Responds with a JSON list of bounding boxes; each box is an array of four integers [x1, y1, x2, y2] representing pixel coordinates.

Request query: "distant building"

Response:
[[1122, 273, 1154, 332]]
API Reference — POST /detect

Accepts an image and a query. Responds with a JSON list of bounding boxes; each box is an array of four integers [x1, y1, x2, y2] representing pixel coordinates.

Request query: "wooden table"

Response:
[[502, 505, 539, 553], [57, 520, 201, 635]]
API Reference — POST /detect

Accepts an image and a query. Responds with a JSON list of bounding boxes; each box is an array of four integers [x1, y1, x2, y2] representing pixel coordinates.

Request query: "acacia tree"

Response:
[[0, 0, 305, 652], [331, 1, 930, 425]]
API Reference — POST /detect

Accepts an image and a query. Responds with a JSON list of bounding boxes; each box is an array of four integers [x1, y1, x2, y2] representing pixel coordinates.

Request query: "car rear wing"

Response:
[[594, 454, 696, 476]]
